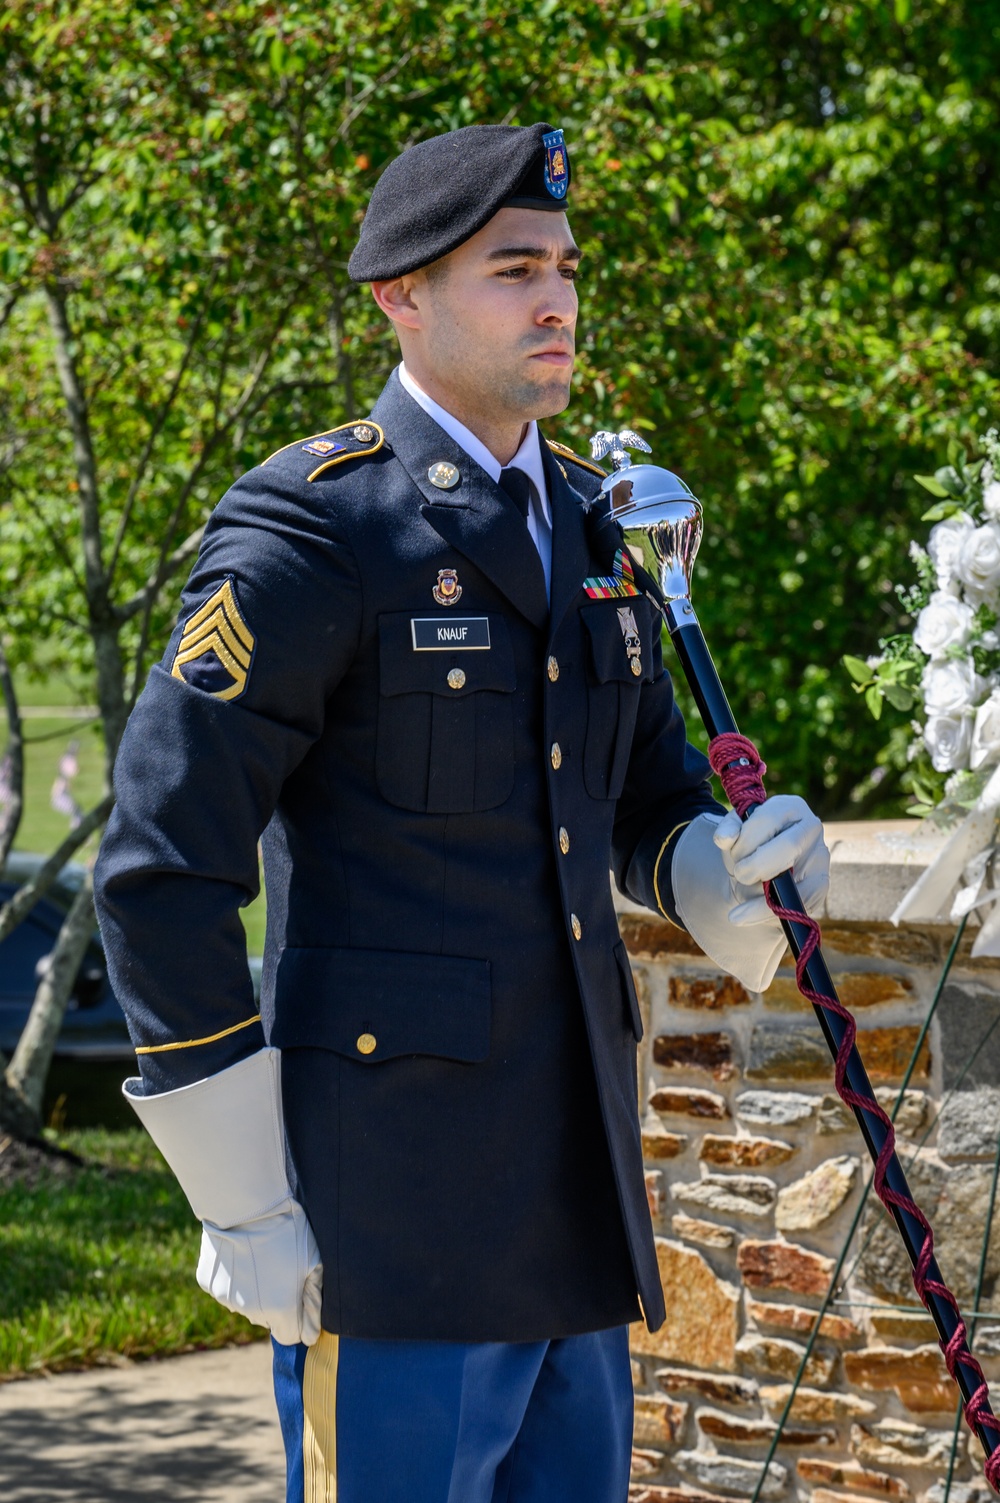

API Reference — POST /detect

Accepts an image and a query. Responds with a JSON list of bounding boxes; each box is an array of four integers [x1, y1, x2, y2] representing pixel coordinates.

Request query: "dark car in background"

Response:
[[0, 853, 262, 1127]]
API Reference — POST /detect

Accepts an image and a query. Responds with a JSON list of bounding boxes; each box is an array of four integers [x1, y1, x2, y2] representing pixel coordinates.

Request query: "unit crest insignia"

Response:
[[171, 578, 255, 701], [432, 569, 463, 606], [302, 439, 346, 458]]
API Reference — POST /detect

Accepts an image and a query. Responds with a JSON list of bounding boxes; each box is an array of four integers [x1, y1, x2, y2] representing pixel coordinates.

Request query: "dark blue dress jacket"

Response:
[[95, 371, 722, 1343]]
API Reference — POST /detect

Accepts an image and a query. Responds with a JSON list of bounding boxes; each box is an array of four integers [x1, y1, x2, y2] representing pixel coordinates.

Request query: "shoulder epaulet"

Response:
[[545, 437, 607, 480], [262, 420, 385, 482]]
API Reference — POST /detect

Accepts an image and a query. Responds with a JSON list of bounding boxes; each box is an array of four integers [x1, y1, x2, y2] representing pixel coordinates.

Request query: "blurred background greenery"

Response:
[[2, 0, 1000, 843]]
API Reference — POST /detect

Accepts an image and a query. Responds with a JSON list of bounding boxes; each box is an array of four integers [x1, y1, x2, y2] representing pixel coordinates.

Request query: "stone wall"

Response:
[[623, 821, 1000, 1503]]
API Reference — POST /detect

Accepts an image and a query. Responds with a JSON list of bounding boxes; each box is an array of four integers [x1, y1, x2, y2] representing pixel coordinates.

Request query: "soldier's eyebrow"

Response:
[[485, 243, 582, 264]]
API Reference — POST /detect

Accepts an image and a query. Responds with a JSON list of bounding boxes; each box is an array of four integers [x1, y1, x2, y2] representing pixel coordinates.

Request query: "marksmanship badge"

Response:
[[543, 129, 569, 200], [432, 568, 463, 606], [617, 605, 643, 677]]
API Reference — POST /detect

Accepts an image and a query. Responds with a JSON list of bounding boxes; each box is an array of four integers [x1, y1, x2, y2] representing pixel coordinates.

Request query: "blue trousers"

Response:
[[272, 1326, 633, 1503]]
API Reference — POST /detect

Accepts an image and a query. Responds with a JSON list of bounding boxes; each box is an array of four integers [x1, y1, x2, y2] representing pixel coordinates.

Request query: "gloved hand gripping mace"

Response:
[[593, 432, 1000, 1484]]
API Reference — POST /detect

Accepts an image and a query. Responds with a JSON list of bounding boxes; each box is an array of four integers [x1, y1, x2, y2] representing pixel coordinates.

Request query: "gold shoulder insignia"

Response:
[[262, 420, 385, 482], [171, 578, 255, 702], [546, 438, 607, 479]]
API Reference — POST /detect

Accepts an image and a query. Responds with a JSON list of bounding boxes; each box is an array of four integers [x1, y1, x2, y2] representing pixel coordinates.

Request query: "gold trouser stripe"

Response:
[[652, 821, 691, 927], [303, 1331, 339, 1501], [134, 1014, 262, 1055]]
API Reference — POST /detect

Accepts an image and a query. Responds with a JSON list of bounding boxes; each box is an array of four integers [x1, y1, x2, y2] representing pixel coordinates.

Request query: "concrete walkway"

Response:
[[0, 1342, 285, 1501]]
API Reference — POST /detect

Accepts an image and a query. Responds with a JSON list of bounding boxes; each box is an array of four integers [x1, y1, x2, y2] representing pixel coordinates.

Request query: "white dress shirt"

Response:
[[398, 362, 554, 598]]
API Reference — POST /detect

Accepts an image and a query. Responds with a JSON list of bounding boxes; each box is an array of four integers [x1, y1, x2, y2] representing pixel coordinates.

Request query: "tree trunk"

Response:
[[3, 875, 97, 1135]]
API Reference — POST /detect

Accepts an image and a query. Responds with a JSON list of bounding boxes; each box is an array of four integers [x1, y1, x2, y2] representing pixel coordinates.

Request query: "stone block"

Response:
[[745, 1297, 861, 1343], [672, 1173, 777, 1220], [795, 1458, 910, 1497], [857, 1154, 1000, 1309], [672, 1213, 736, 1250], [735, 1333, 835, 1386], [700, 1133, 795, 1168], [843, 1345, 948, 1389], [652, 1031, 737, 1081], [649, 1086, 729, 1120], [938, 984, 1000, 1092], [811, 1492, 903, 1503], [819, 923, 942, 965], [656, 1367, 758, 1407], [669, 974, 752, 1010], [818, 1088, 928, 1139], [620, 912, 705, 958], [630, 1239, 739, 1369], [645, 1169, 664, 1218], [633, 1393, 689, 1446], [673, 1451, 787, 1497], [850, 1419, 952, 1469], [747, 1023, 833, 1082], [697, 1407, 836, 1447], [737, 1090, 819, 1126], [925, 1482, 995, 1503], [844, 1347, 956, 1414], [937, 1087, 1000, 1161], [737, 1239, 835, 1296], [631, 1449, 665, 1480], [760, 1385, 877, 1423], [628, 1489, 734, 1503], [869, 1309, 938, 1342], [747, 1022, 931, 1084], [764, 972, 914, 1013], [643, 1124, 689, 1159], [775, 1155, 859, 1231]]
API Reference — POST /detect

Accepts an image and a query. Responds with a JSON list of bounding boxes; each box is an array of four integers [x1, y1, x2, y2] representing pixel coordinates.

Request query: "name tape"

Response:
[[411, 617, 491, 651]]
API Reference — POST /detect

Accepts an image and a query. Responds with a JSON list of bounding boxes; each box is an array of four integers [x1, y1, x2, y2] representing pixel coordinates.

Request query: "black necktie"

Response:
[[498, 466, 533, 522]]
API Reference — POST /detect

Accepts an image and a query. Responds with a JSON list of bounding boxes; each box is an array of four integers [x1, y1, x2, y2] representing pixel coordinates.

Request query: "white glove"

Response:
[[123, 1047, 323, 1346], [672, 798, 829, 992]]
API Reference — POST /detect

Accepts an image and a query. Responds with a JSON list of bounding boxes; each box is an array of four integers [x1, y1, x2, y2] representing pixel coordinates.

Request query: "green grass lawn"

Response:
[[0, 1129, 264, 1379]]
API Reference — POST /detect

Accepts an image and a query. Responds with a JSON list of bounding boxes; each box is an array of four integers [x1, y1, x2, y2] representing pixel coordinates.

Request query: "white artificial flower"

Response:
[[912, 591, 974, 658], [909, 540, 929, 563], [971, 689, 1000, 770], [923, 713, 973, 772], [922, 658, 986, 716], [956, 523, 1000, 602], [983, 480, 1000, 520], [928, 513, 975, 593]]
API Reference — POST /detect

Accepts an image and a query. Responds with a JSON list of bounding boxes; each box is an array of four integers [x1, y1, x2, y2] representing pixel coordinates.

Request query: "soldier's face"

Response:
[[409, 208, 580, 423]]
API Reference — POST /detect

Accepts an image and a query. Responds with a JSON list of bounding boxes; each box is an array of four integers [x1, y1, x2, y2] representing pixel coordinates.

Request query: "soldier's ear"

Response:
[[371, 275, 425, 331]]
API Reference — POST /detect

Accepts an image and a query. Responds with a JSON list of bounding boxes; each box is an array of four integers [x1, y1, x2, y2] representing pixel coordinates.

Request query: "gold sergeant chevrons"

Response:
[[171, 577, 255, 702]]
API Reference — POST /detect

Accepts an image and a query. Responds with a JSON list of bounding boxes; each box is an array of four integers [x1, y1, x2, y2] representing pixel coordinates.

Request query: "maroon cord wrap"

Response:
[[708, 731, 1000, 1491]]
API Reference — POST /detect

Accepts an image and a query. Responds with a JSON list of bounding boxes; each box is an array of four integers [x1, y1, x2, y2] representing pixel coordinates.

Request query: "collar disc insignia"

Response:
[[428, 461, 460, 490]]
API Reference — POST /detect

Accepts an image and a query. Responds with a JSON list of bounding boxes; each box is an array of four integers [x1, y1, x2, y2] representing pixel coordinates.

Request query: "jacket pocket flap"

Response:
[[378, 613, 516, 697], [271, 945, 492, 1064], [581, 600, 654, 684]]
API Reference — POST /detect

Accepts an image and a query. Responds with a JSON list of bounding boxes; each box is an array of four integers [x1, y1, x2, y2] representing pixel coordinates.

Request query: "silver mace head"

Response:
[[589, 428, 703, 605]]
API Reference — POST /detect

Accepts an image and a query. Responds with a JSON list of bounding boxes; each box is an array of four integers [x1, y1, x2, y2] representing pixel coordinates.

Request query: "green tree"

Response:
[[2, 0, 999, 1131]]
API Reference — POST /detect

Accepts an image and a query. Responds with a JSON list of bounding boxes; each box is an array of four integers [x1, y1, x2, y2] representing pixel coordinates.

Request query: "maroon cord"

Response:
[[708, 731, 1000, 1491]]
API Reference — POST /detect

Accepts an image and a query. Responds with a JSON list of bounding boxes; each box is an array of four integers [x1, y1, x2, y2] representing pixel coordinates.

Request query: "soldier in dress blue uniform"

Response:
[[94, 122, 830, 1503]]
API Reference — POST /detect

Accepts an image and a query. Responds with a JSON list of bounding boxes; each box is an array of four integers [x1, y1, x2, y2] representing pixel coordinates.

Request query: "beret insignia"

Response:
[[171, 578, 255, 702], [543, 129, 569, 200]]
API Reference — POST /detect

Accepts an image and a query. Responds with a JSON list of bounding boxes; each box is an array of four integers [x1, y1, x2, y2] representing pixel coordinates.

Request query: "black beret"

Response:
[[348, 122, 571, 283]]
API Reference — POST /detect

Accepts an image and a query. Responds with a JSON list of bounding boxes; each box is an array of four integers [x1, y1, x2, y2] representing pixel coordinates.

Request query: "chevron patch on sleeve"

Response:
[[171, 578, 256, 701]]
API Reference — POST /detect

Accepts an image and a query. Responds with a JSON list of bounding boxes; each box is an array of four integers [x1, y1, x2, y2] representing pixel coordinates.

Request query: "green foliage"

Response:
[[1, 0, 1000, 817], [0, 1130, 258, 1376]]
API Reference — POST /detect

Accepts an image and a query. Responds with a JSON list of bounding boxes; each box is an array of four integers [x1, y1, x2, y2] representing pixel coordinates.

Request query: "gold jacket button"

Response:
[[571, 914, 582, 941], [550, 742, 562, 770], [547, 655, 560, 682], [447, 668, 466, 690], [559, 826, 570, 855], [356, 1033, 377, 1055]]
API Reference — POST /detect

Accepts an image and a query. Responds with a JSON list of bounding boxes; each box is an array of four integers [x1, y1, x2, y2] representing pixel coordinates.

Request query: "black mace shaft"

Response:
[[664, 599, 1000, 1465]]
